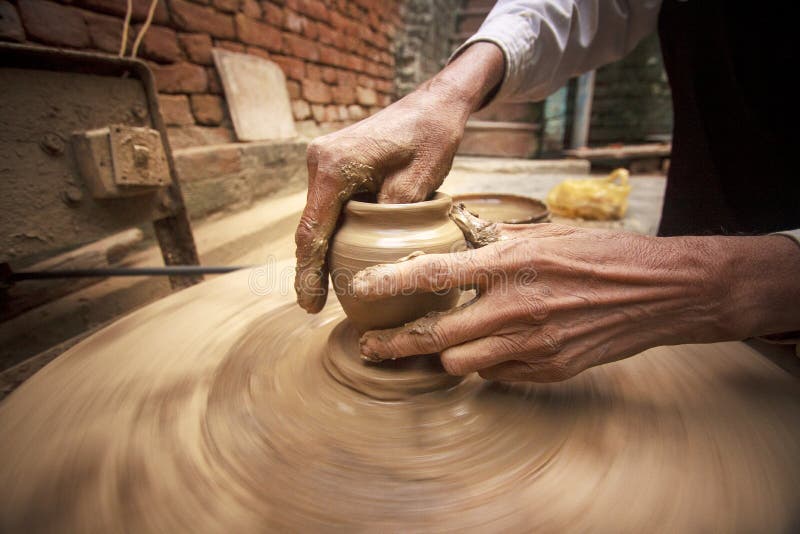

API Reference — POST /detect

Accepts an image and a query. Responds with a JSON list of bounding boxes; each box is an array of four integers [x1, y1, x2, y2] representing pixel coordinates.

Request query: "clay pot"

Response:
[[329, 192, 466, 332]]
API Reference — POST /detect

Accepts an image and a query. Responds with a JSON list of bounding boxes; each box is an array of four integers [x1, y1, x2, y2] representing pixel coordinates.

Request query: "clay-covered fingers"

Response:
[[441, 327, 568, 379], [351, 243, 518, 301], [358, 297, 508, 369], [294, 144, 344, 313]]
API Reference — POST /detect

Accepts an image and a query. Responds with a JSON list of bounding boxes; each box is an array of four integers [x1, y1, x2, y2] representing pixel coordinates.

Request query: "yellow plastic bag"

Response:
[[546, 168, 631, 220]]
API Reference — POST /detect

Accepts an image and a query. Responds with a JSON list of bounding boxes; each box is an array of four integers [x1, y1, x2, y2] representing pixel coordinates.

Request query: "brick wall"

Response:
[[0, 0, 401, 149], [589, 34, 673, 146]]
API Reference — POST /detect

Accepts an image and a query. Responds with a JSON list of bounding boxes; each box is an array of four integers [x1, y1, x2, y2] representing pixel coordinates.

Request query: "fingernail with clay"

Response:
[[359, 335, 383, 362]]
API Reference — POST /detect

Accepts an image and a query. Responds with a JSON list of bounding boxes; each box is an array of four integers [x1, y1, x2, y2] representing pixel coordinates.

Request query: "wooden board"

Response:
[[212, 49, 297, 142]]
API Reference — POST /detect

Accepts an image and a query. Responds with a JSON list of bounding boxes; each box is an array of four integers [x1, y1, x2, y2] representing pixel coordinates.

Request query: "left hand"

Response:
[[352, 222, 734, 382]]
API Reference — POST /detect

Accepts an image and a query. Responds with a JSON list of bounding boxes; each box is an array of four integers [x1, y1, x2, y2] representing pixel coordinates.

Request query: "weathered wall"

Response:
[[395, 0, 462, 97], [589, 34, 673, 146], [0, 0, 401, 149]]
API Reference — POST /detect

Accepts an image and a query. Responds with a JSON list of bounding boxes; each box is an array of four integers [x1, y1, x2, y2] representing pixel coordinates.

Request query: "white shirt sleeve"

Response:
[[452, 0, 662, 103]]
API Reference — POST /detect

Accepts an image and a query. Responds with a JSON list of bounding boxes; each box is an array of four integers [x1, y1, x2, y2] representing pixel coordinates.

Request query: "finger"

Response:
[[477, 361, 535, 382], [293, 146, 344, 313], [440, 326, 564, 376], [359, 296, 504, 366], [351, 242, 517, 301], [478, 359, 578, 383], [378, 159, 445, 204]]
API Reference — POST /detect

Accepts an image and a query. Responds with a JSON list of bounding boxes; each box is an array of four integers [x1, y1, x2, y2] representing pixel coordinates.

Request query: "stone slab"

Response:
[[212, 48, 297, 142]]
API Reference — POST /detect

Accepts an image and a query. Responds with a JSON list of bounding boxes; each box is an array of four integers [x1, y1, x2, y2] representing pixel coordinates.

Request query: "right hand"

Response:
[[293, 42, 505, 313], [293, 86, 472, 313]]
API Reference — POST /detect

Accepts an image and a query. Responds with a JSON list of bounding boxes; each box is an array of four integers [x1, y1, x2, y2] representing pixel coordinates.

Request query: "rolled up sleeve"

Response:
[[452, 0, 662, 103]]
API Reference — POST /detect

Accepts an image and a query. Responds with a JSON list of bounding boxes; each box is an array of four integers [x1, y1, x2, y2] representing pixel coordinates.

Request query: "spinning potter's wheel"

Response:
[[1, 263, 799, 531]]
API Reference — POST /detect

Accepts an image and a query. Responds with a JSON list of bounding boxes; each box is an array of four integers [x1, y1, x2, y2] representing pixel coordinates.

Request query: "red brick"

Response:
[[170, 0, 235, 39], [271, 54, 305, 81], [373, 31, 388, 49], [215, 39, 246, 53], [375, 79, 394, 93], [241, 0, 261, 18], [190, 94, 226, 125], [207, 67, 223, 94], [261, 2, 284, 25], [302, 19, 318, 39], [179, 33, 213, 65], [329, 10, 347, 30], [310, 104, 325, 123], [283, 9, 304, 33], [324, 104, 339, 122], [74, 0, 169, 24], [331, 85, 355, 105], [138, 25, 182, 63], [286, 80, 301, 98], [213, 0, 238, 13], [337, 104, 349, 121], [345, 2, 360, 19], [302, 79, 331, 104], [150, 61, 208, 93], [0, 1, 25, 42], [337, 69, 357, 86], [377, 93, 392, 107], [363, 60, 379, 77], [246, 46, 270, 60], [287, 0, 328, 22], [341, 36, 358, 53], [18, 0, 89, 48], [159, 95, 195, 126], [355, 86, 377, 106], [347, 104, 366, 120], [291, 99, 311, 120], [236, 14, 282, 52], [357, 75, 375, 89], [283, 32, 318, 61], [318, 46, 341, 67], [84, 11, 128, 53], [317, 23, 336, 46], [321, 67, 337, 84], [378, 64, 393, 79], [342, 54, 364, 72], [306, 63, 322, 81]]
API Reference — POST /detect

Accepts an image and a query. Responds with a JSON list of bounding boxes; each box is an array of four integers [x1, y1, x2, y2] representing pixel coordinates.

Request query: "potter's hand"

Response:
[[294, 42, 505, 313], [354, 223, 800, 382]]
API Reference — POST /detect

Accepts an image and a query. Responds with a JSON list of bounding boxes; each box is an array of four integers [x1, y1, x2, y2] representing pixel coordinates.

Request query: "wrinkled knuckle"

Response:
[[515, 290, 550, 322], [538, 327, 563, 355], [493, 333, 528, 356], [533, 356, 576, 382], [440, 351, 468, 376], [421, 257, 453, 291]]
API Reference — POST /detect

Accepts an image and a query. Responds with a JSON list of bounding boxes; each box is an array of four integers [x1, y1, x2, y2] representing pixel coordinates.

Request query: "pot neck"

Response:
[[344, 192, 453, 226]]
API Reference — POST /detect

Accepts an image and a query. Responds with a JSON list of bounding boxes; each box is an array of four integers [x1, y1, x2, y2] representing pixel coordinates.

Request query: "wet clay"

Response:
[[452, 193, 550, 224], [449, 201, 504, 247], [1, 265, 799, 531], [329, 192, 466, 332]]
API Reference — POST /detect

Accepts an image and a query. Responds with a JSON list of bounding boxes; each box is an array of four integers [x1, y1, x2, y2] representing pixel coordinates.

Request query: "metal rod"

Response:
[[8, 265, 251, 282], [570, 70, 596, 149]]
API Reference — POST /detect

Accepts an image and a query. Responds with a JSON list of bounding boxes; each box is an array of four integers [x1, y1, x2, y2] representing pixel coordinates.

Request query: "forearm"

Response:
[[415, 42, 505, 114], [715, 235, 800, 339]]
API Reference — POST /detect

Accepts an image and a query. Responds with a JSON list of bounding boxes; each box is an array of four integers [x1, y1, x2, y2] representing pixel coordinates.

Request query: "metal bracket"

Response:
[[72, 124, 168, 198]]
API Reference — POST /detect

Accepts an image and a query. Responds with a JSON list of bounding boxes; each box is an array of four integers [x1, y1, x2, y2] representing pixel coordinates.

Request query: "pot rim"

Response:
[[345, 191, 452, 216]]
